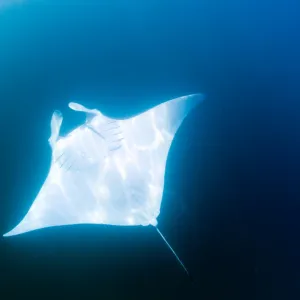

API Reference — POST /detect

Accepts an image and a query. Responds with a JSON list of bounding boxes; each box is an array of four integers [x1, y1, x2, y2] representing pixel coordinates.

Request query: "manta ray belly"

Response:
[[3, 94, 202, 236]]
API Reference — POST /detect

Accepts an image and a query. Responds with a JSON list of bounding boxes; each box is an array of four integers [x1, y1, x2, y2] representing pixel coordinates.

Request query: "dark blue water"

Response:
[[0, 1, 299, 299]]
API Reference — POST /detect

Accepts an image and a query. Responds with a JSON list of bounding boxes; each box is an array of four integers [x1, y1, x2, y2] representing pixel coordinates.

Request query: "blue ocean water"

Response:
[[0, 1, 299, 299]]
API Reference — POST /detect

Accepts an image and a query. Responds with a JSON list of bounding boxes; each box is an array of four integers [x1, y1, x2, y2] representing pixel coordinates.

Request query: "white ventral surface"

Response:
[[4, 94, 203, 237]]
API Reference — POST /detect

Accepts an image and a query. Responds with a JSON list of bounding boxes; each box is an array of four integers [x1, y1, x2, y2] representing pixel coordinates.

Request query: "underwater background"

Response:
[[0, 1, 299, 299]]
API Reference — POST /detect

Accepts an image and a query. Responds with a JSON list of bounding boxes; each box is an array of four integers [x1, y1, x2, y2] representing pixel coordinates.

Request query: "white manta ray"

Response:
[[4, 94, 203, 274]]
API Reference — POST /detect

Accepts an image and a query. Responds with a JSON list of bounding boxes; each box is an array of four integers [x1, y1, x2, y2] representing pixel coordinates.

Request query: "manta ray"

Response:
[[3, 94, 203, 275]]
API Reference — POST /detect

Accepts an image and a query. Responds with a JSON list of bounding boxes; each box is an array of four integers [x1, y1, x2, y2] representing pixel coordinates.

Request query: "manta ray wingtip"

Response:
[[3, 217, 38, 237], [187, 92, 205, 103], [3, 227, 19, 237], [3, 231, 12, 237]]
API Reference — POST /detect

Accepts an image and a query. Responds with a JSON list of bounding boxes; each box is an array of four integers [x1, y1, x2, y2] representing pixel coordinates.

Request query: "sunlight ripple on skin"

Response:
[[3, 94, 203, 237]]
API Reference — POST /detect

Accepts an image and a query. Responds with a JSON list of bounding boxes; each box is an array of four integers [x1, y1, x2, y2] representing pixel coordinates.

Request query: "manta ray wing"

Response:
[[3, 94, 203, 237]]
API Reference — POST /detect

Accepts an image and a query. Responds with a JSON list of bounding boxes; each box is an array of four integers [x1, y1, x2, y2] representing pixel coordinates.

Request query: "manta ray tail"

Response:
[[155, 227, 190, 278]]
